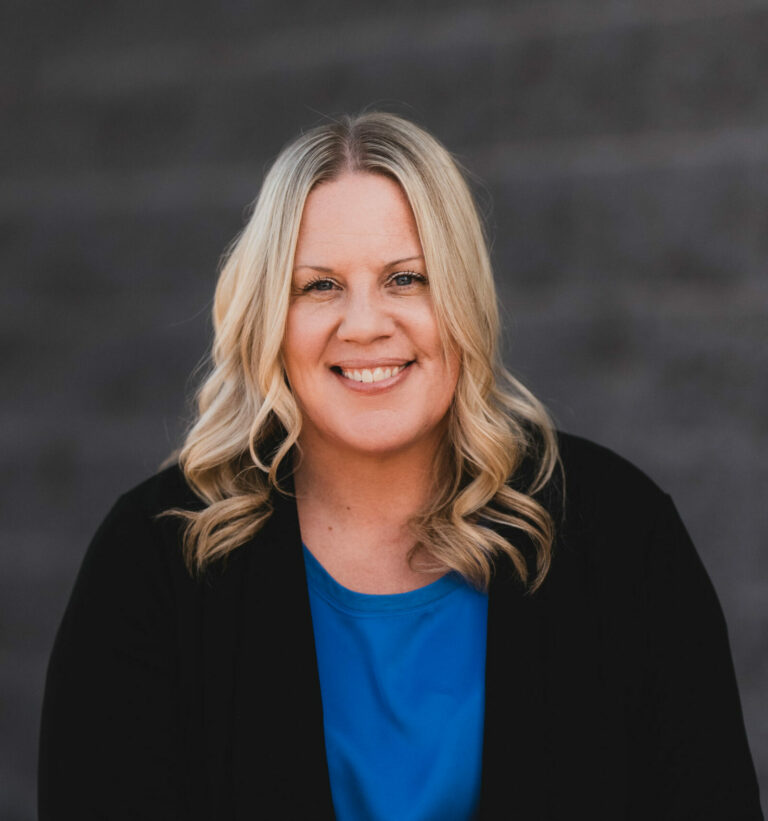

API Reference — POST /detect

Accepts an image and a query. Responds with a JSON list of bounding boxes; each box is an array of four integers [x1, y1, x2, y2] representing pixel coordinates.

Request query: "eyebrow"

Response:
[[293, 255, 424, 273]]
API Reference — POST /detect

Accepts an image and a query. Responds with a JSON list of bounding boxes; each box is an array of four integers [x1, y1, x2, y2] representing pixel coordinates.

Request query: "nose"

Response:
[[336, 284, 395, 343]]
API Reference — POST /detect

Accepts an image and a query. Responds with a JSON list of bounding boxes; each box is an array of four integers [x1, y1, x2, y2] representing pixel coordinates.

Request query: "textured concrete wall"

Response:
[[3, 1, 767, 816]]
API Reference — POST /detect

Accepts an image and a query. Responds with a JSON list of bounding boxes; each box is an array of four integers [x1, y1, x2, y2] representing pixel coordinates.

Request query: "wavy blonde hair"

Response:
[[164, 111, 560, 592]]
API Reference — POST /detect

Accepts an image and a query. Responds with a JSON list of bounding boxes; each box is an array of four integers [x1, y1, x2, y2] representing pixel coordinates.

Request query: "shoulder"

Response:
[[75, 463, 202, 597], [554, 430, 669, 514], [538, 433, 718, 624], [545, 431, 681, 571], [116, 461, 203, 519], [556, 431, 662, 492]]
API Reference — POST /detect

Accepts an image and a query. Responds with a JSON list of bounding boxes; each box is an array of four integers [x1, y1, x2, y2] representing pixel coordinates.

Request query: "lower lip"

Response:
[[331, 363, 412, 394]]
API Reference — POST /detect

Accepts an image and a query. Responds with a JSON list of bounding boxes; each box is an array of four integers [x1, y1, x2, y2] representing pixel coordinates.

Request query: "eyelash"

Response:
[[301, 271, 427, 293], [301, 277, 336, 293], [389, 271, 427, 287]]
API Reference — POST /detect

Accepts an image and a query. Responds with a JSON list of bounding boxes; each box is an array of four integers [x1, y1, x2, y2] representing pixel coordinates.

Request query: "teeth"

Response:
[[340, 364, 406, 383]]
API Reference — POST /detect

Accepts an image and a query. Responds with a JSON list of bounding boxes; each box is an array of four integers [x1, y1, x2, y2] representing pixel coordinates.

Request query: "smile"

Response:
[[339, 364, 408, 383]]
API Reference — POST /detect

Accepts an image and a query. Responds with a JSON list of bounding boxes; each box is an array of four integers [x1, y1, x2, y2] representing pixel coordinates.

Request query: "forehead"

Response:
[[295, 172, 422, 266]]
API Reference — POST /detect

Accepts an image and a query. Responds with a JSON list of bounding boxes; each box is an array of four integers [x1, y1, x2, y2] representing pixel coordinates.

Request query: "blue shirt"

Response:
[[302, 544, 489, 821]]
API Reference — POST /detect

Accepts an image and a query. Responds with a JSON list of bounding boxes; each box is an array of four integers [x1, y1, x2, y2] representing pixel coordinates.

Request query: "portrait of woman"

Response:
[[38, 112, 762, 819]]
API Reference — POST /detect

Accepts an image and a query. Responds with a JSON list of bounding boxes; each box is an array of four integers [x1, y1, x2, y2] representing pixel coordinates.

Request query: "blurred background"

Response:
[[3, 0, 767, 816]]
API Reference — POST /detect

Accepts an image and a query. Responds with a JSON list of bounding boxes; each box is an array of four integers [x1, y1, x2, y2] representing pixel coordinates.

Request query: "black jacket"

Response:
[[38, 433, 763, 819]]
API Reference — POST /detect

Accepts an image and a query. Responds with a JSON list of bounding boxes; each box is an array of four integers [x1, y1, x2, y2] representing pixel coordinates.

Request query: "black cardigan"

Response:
[[38, 433, 763, 820]]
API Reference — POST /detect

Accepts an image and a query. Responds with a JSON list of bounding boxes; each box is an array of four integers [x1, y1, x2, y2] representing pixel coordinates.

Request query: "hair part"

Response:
[[161, 111, 560, 592]]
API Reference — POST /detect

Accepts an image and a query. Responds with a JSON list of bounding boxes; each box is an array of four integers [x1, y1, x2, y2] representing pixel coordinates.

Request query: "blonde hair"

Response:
[[164, 111, 560, 592]]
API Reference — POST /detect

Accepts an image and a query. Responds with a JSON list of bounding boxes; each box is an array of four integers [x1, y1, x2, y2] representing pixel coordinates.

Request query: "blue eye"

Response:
[[303, 278, 336, 292], [390, 271, 426, 287]]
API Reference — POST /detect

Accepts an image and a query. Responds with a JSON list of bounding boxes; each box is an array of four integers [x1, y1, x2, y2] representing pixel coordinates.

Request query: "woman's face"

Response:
[[283, 172, 460, 459]]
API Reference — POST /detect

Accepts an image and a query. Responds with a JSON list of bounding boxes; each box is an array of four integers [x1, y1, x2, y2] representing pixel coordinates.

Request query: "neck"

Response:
[[293, 434, 441, 524], [290, 429, 449, 592]]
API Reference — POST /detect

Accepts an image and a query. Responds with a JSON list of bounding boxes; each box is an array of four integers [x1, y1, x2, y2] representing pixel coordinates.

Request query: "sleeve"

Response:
[[38, 493, 186, 820], [634, 492, 763, 820]]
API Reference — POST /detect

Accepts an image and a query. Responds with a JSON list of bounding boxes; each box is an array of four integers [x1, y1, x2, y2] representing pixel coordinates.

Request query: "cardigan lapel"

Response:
[[477, 525, 625, 821], [478, 552, 550, 820], [200, 489, 335, 820]]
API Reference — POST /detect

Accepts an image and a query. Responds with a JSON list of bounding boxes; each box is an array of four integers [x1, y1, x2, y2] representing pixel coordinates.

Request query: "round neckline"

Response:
[[302, 543, 464, 614]]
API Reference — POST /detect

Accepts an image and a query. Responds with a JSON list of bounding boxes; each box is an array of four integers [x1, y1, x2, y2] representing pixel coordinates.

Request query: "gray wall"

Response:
[[3, 1, 767, 817]]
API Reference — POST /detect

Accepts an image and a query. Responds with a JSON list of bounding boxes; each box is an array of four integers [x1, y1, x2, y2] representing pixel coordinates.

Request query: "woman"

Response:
[[39, 113, 762, 820]]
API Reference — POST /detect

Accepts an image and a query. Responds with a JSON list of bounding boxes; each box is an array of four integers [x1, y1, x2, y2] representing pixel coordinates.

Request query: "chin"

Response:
[[328, 420, 444, 458], [335, 433, 418, 456]]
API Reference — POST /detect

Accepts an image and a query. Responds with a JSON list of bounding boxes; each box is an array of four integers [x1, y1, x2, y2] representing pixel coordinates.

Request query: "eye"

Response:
[[388, 271, 427, 288], [302, 277, 338, 293]]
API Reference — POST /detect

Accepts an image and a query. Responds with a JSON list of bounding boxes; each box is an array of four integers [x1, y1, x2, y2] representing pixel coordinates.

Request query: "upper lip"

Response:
[[331, 359, 413, 369]]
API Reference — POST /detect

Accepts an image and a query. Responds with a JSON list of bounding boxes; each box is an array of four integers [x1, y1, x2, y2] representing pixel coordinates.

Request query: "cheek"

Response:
[[406, 302, 445, 354], [440, 355, 460, 404], [410, 307, 458, 380], [283, 307, 322, 371], [432, 341, 461, 409]]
